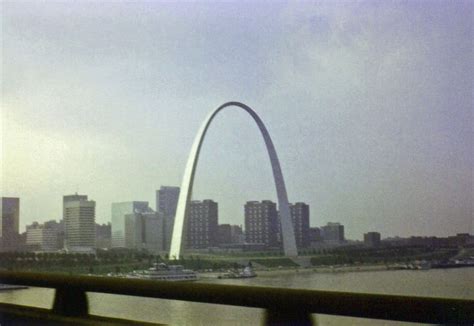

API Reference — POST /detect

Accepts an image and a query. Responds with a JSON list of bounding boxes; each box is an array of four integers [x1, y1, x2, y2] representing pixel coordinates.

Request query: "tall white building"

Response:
[[63, 194, 96, 252]]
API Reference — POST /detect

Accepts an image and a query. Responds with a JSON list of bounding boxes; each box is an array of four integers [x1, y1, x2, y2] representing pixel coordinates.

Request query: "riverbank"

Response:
[[260, 264, 393, 275], [199, 264, 392, 279], [200, 263, 474, 280]]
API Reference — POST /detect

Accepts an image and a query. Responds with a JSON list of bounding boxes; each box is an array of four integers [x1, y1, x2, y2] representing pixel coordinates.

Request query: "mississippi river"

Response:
[[1, 268, 472, 325]]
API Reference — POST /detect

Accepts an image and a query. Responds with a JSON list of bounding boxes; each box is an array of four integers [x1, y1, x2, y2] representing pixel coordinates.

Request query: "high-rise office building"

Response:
[[290, 202, 310, 248], [157, 186, 180, 216], [186, 200, 218, 249], [142, 212, 163, 253], [111, 201, 149, 248], [156, 186, 180, 251], [1, 197, 20, 251], [244, 200, 279, 248], [123, 212, 144, 249], [56, 219, 65, 249], [63, 194, 96, 252], [321, 222, 345, 244], [63, 194, 88, 216], [63, 193, 87, 250], [112, 202, 163, 252], [96, 222, 112, 249]]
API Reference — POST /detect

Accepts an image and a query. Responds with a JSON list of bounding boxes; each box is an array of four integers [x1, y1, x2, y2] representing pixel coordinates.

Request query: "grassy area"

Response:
[[165, 258, 243, 271], [0, 255, 242, 275], [309, 248, 459, 266]]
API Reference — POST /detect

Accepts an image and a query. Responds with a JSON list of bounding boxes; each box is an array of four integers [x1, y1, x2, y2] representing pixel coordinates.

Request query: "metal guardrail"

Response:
[[1, 271, 473, 325]]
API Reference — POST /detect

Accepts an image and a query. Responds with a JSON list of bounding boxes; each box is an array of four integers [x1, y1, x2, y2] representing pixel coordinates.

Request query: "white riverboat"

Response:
[[139, 263, 198, 281]]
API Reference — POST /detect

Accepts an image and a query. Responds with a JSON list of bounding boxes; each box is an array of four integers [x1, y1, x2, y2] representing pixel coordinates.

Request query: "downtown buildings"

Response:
[[7, 190, 473, 255], [26, 220, 62, 252], [364, 232, 381, 247], [6, 193, 106, 253], [1, 197, 20, 252], [23, 219, 111, 252], [244, 200, 311, 250], [186, 200, 218, 249], [156, 186, 180, 251], [217, 224, 244, 245], [321, 222, 345, 245], [96, 222, 112, 249], [244, 200, 279, 248], [111, 201, 163, 252], [5, 189, 345, 254], [290, 202, 310, 248]]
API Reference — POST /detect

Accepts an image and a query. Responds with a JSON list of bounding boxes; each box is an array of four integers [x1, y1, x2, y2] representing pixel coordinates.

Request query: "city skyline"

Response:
[[4, 194, 473, 255], [3, 1, 473, 239], [5, 192, 470, 243]]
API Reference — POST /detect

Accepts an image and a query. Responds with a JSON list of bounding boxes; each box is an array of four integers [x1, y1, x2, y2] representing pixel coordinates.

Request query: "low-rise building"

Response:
[[364, 232, 381, 247], [321, 222, 345, 245], [26, 220, 60, 252], [217, 224, 232, 245]]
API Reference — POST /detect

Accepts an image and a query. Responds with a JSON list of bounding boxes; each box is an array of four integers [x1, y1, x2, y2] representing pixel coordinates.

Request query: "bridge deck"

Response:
[[0, 271, 472, 325]]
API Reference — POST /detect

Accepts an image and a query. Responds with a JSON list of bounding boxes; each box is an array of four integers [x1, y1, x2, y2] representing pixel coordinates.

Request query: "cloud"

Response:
[[2, 1, 472, 236]]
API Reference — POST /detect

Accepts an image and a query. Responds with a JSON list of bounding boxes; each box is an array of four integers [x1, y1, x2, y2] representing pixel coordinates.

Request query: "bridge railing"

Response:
[[0, 271, 473, 325]]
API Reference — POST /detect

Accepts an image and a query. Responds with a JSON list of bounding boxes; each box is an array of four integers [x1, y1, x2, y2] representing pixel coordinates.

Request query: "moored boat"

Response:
[[138, 263, 198, 281]]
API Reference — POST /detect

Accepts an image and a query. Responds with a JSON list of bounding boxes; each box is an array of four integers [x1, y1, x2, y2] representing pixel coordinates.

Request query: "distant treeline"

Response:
[[0, 246, 463, 273], [0, 250, 241, 274], [309, 246, 458, 266]]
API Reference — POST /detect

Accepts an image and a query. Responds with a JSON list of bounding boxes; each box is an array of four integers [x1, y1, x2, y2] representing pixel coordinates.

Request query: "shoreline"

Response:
[[199, 264, 392, 279], [257, 264, 390, 275], [199, 264, 474, 279]]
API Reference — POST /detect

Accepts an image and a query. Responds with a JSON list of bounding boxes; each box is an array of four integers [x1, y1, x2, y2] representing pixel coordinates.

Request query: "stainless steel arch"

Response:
[[169, 102, 298, 258]]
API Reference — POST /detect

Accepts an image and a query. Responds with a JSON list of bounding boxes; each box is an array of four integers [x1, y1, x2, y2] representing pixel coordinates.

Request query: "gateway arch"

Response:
[[169, 102, 298, 258]]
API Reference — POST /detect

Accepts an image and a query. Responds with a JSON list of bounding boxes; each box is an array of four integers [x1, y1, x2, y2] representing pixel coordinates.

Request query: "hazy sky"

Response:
[[2, 1, 472, 239]]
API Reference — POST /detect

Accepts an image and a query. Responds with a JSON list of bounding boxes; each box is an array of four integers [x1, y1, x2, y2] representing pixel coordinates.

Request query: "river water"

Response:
[[1, 268, 472, 325]]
